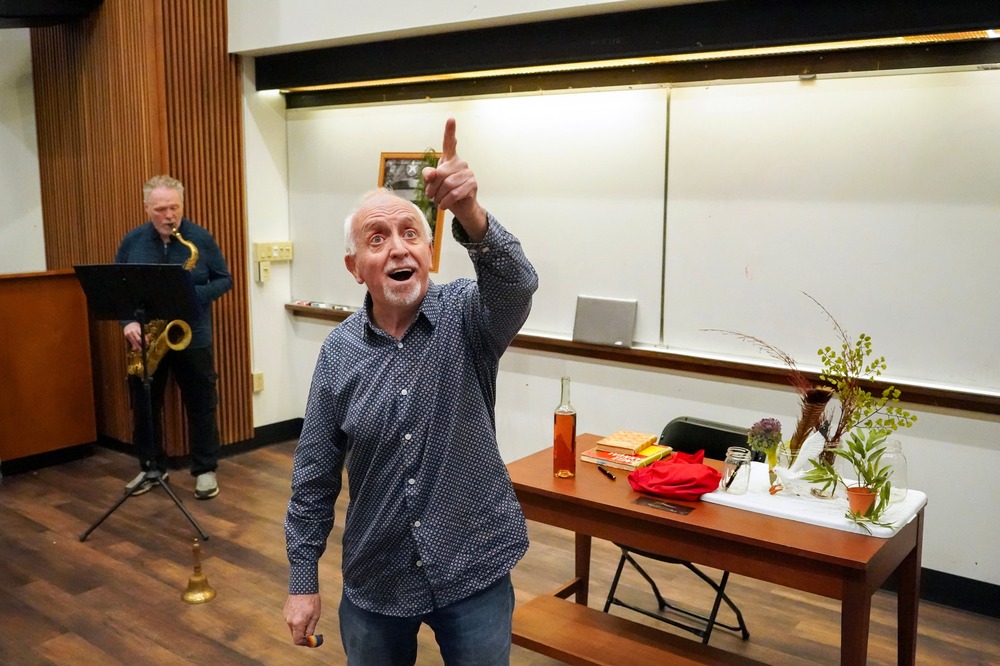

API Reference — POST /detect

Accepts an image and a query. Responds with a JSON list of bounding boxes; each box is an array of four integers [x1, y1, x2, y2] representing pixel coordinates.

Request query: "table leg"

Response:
[[896, 512, 923, 665], [841, 575, 872, 666], [574, 533, 592, 605]]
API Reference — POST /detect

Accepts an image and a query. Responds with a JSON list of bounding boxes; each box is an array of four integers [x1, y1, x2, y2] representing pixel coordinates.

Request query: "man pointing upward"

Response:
[[283, 118, 538, 665]]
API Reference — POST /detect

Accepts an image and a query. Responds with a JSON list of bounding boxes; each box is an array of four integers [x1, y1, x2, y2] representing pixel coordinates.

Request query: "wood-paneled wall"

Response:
[[30, 0, 253, 457]]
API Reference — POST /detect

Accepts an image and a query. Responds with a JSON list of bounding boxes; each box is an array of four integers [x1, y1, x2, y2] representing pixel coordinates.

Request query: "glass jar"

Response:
[[883, 438, 908, 502], [722, 446, 752, 494]]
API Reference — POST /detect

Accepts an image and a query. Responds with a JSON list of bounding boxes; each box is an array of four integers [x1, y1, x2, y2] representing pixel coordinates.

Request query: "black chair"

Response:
[[602, 416, 762, 644]]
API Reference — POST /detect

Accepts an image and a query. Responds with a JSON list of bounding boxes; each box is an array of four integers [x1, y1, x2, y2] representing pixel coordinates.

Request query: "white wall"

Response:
[[0, 30, 46, 274]]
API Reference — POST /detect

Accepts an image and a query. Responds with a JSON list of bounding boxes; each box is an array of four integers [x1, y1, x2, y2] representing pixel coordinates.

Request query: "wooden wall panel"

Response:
[[160, 1, 252, 451], [30, 0, 253, 459]]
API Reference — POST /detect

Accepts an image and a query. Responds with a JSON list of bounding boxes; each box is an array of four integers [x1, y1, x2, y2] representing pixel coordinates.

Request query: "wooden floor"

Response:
[[2, 441, 998, 665]]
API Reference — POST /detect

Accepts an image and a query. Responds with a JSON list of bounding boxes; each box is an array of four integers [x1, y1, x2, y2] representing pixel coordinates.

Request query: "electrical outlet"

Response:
[[252, 372, 264, 392]]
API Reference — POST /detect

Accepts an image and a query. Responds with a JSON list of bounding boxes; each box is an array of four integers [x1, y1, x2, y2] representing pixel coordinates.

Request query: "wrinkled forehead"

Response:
[[354, 194, 425, 233], [146, 187, 183, 206]]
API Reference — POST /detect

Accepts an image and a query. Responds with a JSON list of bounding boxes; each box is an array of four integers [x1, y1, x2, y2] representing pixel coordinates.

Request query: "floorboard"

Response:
[[1, 441, 997, 665]]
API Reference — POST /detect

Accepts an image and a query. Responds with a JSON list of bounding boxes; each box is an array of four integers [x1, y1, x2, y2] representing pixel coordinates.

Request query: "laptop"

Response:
[[572, 295, 637, 348]]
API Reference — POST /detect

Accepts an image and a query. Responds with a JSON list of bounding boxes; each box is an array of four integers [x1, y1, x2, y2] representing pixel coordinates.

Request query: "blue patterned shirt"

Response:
[[285, 215, 538, 616]]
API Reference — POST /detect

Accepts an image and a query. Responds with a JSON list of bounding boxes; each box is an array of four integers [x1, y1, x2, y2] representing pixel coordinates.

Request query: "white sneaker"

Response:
[[194, 472, 218, 500], [125, 471, 168, 496]]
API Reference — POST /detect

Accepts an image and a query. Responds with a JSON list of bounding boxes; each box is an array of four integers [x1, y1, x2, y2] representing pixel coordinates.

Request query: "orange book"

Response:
[[580, 444, 672, 472]]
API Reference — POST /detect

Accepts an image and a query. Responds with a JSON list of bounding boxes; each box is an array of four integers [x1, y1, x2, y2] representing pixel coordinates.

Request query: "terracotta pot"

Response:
[[847, 486, 877, 516]]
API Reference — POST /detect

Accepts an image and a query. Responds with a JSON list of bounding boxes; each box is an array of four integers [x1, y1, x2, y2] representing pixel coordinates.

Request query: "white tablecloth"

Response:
[[701, 462, 927, 538]]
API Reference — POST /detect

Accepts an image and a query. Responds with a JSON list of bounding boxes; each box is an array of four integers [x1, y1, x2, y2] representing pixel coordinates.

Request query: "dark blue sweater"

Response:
[[115, 218, 233, 349]]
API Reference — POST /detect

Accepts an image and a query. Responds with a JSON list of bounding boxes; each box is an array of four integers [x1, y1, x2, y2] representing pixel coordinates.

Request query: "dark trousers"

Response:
[[129, 346, 221, 476]]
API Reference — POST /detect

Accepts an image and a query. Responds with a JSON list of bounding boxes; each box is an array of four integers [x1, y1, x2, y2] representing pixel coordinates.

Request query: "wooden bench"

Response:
[[512, 595, 768, 666]]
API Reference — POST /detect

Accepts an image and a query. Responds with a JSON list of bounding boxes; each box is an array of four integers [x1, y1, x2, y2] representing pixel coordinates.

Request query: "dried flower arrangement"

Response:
[[709, 293, 916, 459]]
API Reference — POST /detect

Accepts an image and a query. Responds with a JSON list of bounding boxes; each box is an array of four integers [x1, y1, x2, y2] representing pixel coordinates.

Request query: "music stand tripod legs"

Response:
[[78, 307, 209, 543], [79, 470, 210, 542]]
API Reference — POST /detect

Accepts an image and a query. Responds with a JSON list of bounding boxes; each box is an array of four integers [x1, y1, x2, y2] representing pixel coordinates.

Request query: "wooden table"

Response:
[[507, 434, 923, 666]]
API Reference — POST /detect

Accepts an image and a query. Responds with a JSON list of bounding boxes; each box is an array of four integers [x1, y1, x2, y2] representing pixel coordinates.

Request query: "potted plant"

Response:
[[801, 429, 894, 532]]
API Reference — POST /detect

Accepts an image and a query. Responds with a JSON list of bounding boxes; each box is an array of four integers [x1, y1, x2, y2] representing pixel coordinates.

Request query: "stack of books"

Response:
[[580, 430, 672, 471]]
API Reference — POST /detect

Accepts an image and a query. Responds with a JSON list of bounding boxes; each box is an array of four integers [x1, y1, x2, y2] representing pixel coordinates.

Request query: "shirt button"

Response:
[[404, 433, 412, 441], [401, 388, 408, 396], [408, 478, 416, 485], [416, 560, 423, 567], [413, 520, 421, 528], [397, 342, 403, 349]]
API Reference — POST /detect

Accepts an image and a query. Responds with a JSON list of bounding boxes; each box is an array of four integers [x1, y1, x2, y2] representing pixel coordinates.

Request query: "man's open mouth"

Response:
[[389, 269, 414, 282]]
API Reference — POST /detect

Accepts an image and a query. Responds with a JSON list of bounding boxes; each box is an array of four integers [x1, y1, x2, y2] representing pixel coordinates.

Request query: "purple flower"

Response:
[[748, 417, 783, 452]]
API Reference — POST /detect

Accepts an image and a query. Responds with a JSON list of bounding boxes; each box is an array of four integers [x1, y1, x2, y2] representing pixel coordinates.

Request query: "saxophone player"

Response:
[[115, 175, 233, 499]]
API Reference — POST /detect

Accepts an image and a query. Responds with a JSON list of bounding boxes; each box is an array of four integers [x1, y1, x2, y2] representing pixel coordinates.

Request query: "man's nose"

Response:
[[387, 233, 408, 254]]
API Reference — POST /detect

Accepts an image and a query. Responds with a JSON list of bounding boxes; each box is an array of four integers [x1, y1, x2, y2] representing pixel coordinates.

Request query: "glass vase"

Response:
[[883, 438, 908, 502], [810, 438, 841, 499]]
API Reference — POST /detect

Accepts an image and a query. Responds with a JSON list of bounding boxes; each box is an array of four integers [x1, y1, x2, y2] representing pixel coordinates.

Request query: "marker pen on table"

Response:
[[598, 465, 616, 481]]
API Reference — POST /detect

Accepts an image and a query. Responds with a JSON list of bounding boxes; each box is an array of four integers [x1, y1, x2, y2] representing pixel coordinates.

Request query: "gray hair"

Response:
[[143, 175, 185, 203], [344, 188, 433, 256]]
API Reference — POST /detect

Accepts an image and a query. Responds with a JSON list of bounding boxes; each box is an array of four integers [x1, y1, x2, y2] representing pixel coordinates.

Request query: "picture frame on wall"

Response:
[[377, 151, 445, 272]]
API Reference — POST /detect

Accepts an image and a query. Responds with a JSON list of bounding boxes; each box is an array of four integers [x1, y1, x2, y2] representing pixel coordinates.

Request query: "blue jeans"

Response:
[[338, 574, 514, 666]]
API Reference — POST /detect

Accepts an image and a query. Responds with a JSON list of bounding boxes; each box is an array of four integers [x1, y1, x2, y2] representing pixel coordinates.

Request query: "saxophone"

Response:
[[126, 225, 198, 377]]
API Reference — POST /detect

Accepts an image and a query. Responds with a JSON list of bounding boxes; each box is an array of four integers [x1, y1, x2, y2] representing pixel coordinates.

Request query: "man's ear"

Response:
[[345, 254, 364, 285]]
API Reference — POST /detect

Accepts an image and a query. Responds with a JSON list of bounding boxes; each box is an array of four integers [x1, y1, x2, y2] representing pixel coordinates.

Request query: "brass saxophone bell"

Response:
[[182, 538, 216, 604]]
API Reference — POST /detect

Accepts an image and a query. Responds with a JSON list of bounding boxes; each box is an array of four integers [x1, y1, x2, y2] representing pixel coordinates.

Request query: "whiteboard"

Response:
[[664, 70, 1000, 393], [286, 87, 668, 344], [285, 70, 1000, 395]]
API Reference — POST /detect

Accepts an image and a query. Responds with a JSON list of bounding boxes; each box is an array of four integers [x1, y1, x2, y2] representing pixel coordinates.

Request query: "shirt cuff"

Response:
[[453, 212, 504, 254], [288, 561, 320, 595]]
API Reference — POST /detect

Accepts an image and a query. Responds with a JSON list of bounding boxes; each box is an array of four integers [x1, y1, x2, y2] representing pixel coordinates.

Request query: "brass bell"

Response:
[[182, 538, 217, 604]]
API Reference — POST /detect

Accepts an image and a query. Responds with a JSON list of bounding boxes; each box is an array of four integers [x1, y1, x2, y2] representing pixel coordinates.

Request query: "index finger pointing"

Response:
[[441, 118, 458, 162]]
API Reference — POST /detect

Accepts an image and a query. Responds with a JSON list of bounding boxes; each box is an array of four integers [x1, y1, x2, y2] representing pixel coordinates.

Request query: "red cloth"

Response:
[[627, 450, 722, 500]]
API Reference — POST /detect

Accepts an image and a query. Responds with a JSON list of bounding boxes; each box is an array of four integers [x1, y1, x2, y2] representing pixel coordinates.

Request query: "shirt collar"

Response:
[[362, 281, 441, 338]]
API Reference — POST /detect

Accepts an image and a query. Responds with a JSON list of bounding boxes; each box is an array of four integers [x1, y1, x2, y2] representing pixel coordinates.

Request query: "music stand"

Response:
[[73, 263, 209, 542]]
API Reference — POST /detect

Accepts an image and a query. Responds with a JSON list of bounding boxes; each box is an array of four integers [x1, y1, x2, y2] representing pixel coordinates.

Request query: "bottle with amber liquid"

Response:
[[553, 376, 577, 478]]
